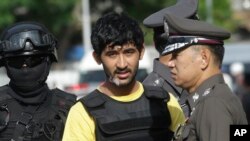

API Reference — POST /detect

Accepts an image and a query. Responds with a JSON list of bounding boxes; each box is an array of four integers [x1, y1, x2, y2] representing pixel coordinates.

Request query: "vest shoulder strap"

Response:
[[79, 90, 106, 108], [143, 85, 170, 101], [51, 88, 77, 111]]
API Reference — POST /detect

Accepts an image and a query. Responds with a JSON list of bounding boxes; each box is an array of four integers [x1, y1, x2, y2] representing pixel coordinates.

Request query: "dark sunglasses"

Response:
[[5, 55, 47, 68], [0, 30, 57, 52]]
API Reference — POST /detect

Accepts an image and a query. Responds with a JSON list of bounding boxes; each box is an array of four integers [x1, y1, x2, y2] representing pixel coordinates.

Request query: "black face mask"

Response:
[[6, 59, 51, 93]]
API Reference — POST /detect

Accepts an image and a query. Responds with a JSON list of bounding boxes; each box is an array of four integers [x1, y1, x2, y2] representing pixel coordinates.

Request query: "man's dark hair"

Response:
[[206, 45, 225, 68], [91, 12, 144, 56]]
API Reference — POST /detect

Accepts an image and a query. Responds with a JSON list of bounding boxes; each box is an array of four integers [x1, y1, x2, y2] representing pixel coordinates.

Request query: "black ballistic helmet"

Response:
[[0, 21, 58, 66]]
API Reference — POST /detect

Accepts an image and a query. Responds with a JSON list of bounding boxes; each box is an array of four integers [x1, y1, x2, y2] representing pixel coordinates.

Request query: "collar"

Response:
[[98, 82, 144, 102], [152, 58, 182, 93], [187, 73, 225, 113]]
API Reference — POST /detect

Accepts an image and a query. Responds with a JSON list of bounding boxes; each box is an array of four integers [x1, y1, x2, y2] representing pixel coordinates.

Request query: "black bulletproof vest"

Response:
[[0, 85, 76, 141], [80, 85, 173, 141]]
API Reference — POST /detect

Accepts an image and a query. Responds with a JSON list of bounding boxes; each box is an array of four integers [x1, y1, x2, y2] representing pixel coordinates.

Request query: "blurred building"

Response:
[[231, 0, 250, 40]]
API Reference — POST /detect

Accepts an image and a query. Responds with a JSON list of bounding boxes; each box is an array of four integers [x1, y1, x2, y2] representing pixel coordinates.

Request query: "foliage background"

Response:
[[0, 0, 235, 61]]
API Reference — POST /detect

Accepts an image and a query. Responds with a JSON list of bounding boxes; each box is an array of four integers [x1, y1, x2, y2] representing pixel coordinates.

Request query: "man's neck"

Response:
[[188, 70, 221, 93], [99, 81, 140, 96]]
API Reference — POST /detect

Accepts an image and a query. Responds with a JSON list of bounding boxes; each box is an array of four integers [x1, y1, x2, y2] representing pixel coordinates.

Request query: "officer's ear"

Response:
[[93, 51, 102, 65], [200, 47, 210, 70]]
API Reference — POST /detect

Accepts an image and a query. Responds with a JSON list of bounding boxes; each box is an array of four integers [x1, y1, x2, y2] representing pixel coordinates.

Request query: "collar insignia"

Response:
[[192, 93, 199, 102]]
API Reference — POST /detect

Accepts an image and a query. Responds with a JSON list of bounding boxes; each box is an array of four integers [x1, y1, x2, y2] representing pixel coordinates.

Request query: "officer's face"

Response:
[[167, 45, 204, 92], [94, 43, 144, 87]]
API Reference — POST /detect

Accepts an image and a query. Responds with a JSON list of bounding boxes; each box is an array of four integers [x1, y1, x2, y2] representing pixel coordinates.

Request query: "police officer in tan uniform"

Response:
[[161, 14, 248, 141]]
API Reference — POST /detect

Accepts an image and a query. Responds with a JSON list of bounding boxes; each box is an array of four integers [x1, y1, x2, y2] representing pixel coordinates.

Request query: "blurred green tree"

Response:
[[0, 0, 234, 60], [0, 0, 78, 61], [119, 0, 234, 45], [198, 0, 235, 31]]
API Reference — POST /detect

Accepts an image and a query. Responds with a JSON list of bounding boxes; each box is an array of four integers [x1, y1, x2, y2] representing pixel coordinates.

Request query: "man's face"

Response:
[[167, 46, 203, 91], [95, 43, 144, 87]]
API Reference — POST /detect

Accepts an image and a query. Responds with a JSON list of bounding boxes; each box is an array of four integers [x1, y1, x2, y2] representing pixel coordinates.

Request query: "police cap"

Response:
[[161, 13, 231, 55], [143, 0, 199, 28]]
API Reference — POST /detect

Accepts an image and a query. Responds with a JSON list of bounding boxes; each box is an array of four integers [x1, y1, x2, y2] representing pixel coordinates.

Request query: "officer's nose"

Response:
[[167, 59, 175, 68]]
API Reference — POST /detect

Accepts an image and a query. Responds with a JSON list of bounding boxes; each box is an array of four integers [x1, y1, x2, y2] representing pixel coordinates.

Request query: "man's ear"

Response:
[[92, 51, 102, 65], [139, 45, 145, 60], [200, 48, 210, 70]]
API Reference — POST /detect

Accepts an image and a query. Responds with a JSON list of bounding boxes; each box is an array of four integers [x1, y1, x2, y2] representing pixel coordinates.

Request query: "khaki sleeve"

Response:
[[62, 102, 96, 141], [194, 97, 233, 141], [167, 93, 186, 132]]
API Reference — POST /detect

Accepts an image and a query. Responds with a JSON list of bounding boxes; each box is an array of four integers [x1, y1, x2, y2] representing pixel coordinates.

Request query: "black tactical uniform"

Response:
[[0, 22, 76, 141]]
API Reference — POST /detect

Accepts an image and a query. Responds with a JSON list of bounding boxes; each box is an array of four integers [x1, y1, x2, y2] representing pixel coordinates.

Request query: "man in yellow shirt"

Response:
[[63, 12, 185, 141]]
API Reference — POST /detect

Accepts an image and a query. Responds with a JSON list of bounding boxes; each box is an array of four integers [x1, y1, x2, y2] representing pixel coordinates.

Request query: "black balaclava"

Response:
[[5, 58, 51, 104]]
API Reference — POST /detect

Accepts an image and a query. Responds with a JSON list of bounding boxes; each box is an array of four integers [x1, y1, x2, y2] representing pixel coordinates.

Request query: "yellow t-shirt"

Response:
[[62, 82, 185, 141]]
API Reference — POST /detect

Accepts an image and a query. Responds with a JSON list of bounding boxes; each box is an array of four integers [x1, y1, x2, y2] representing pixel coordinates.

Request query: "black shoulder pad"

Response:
[[0, 85, 12, 103], [79, 90, 106, 108], [143, 85, 170, 100], [51, 88, 76, 110], [52, 88, 76, 103]]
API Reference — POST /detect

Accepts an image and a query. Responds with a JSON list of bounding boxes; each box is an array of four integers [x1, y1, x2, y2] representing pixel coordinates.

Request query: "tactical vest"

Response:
[[0, 85, 76, 141], [80, 85, 173, 141]]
